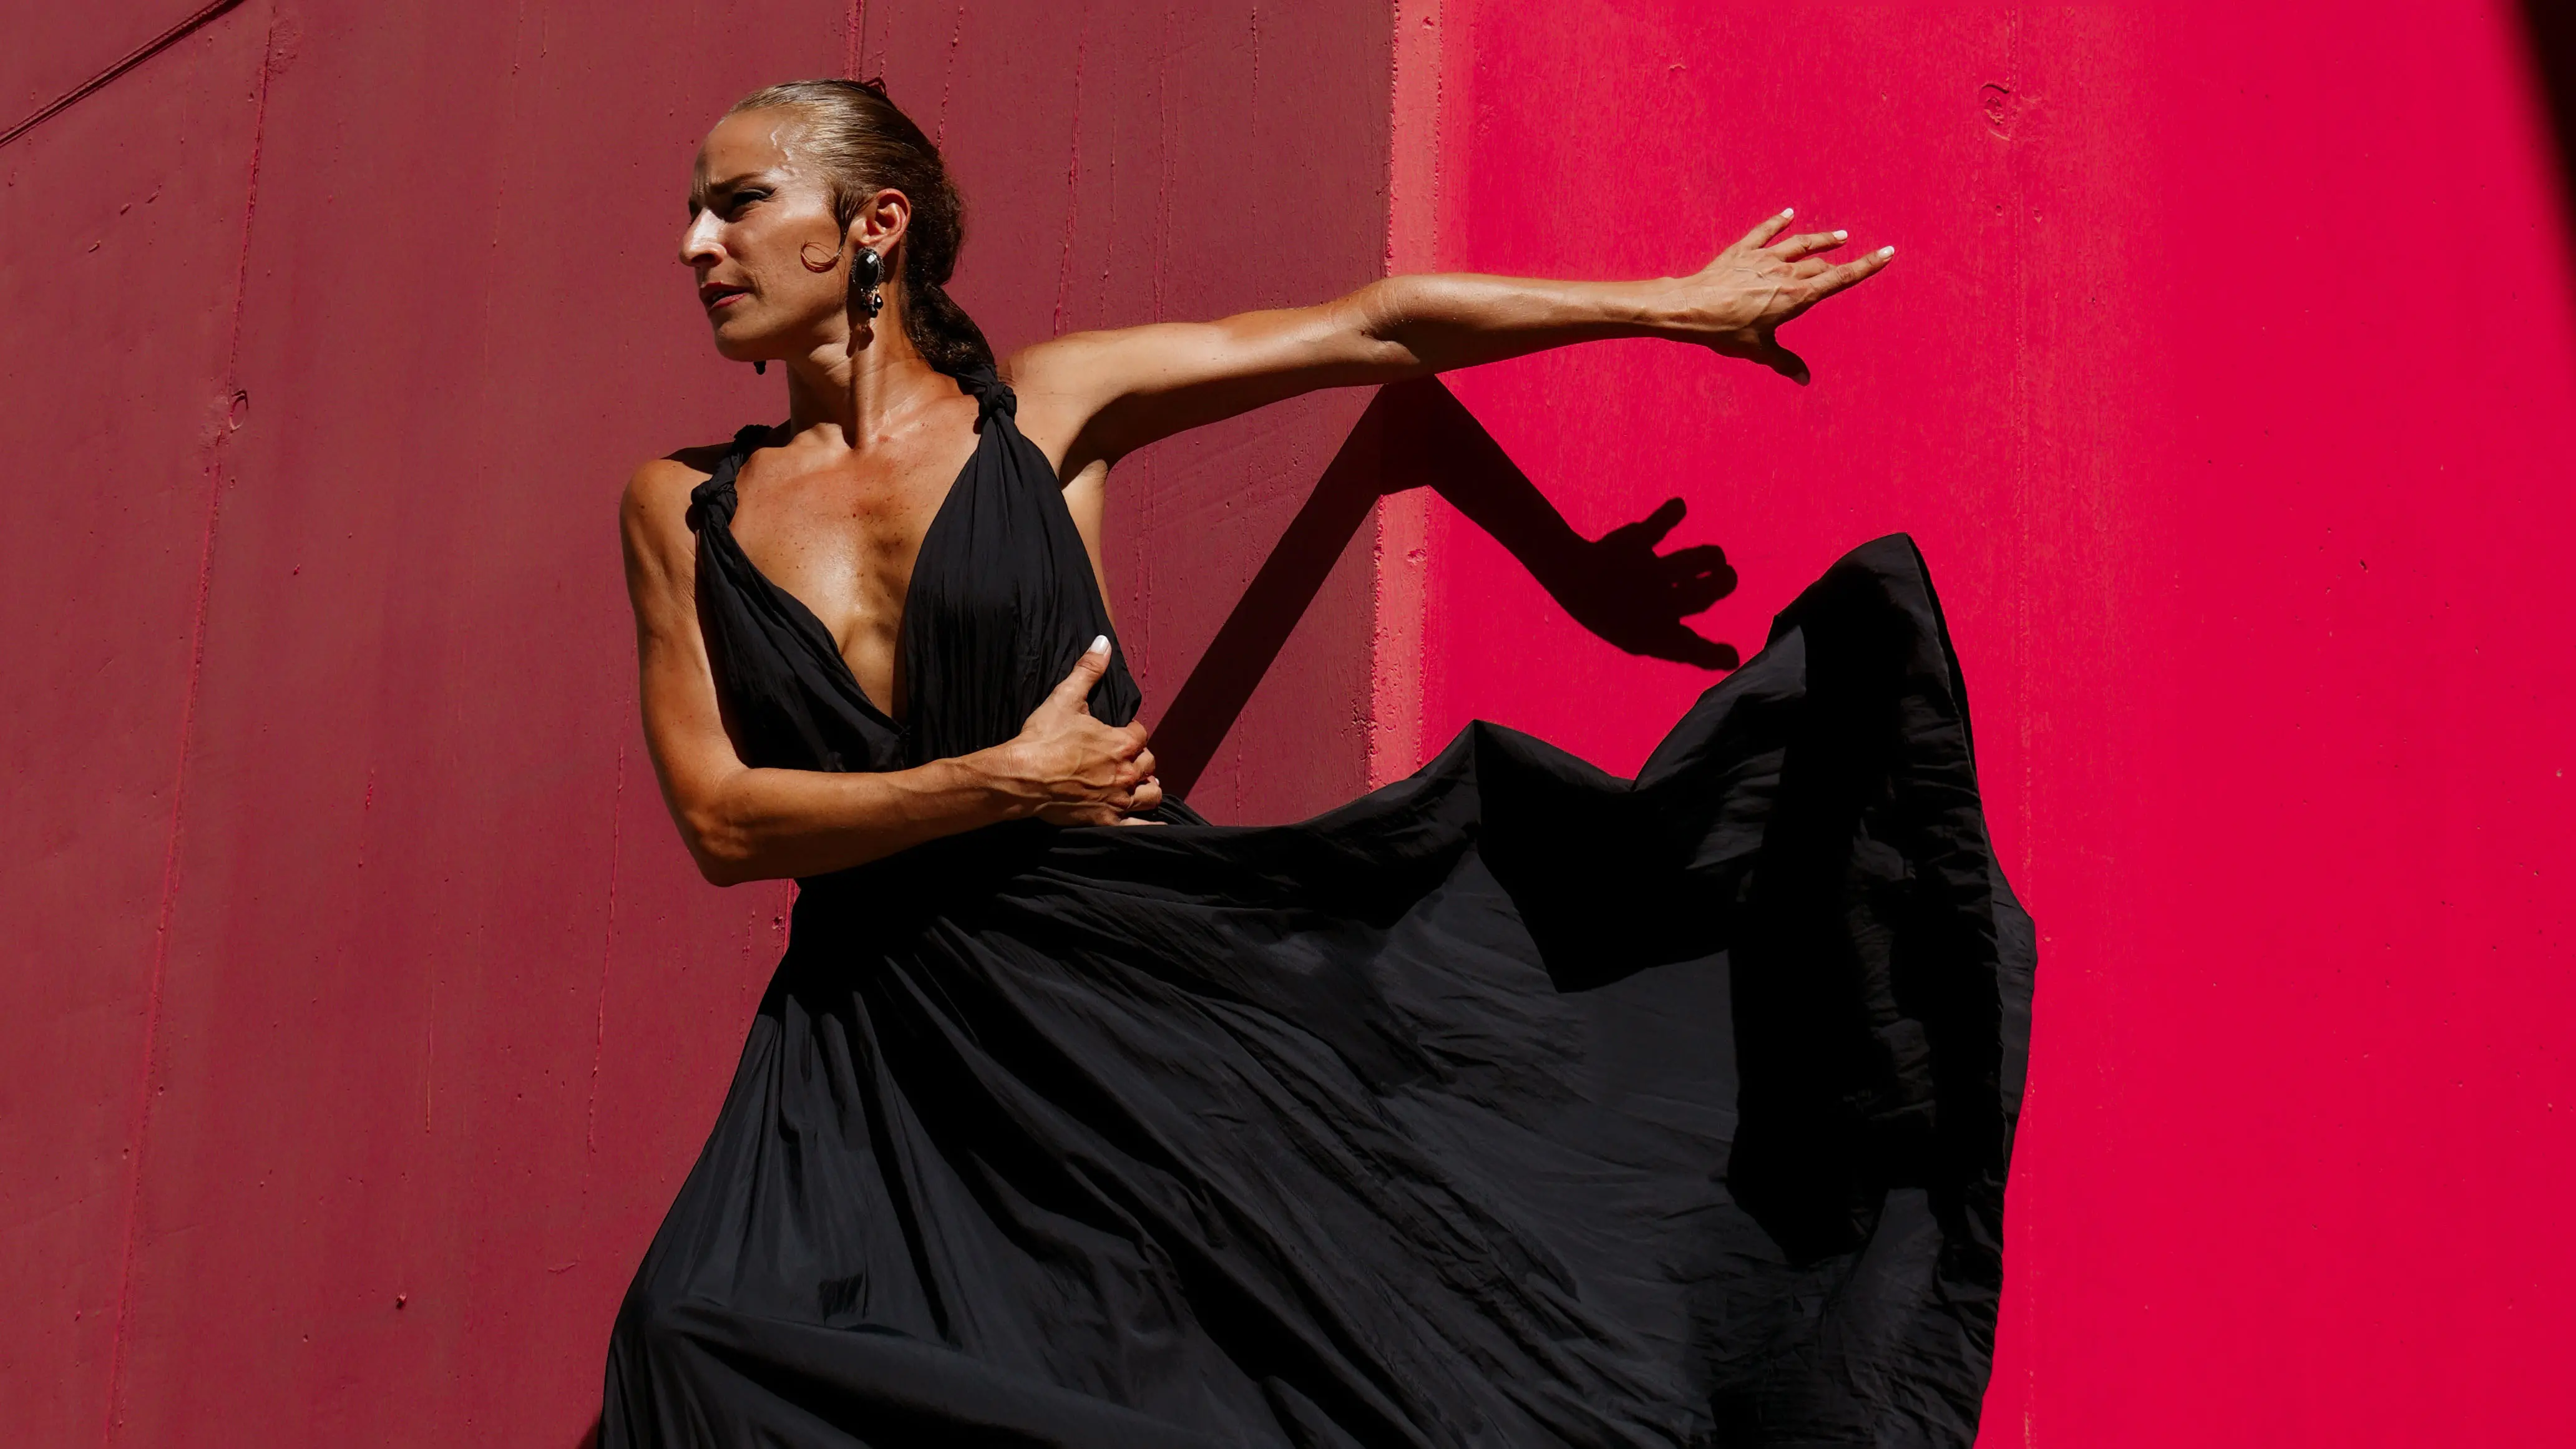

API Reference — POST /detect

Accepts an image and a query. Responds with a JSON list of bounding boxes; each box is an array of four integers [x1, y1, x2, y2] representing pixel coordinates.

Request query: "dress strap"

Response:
[[955, 364, 1017, 424], [685, 424, 773, 532]]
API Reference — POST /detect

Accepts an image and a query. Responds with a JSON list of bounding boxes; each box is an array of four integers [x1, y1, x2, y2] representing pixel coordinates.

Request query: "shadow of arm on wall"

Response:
[[1151, 377, 1741, 800], [2524, 1, 2576, 242]]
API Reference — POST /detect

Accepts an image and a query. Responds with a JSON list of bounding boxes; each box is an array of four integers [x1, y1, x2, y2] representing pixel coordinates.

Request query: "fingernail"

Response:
[[1088, 634, 1110, 654], [1780, 206, 1795, 218], [1878, 245, 1895, 258], [1833, 229, 1848, 240]]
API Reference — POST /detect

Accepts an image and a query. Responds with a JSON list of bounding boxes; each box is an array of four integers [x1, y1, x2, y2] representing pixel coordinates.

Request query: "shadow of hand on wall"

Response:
[[1151, 377, 1740, 800]]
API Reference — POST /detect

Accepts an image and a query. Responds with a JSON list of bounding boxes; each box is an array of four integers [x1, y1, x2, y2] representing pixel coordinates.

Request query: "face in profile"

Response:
[[679, 110, 848, 363]]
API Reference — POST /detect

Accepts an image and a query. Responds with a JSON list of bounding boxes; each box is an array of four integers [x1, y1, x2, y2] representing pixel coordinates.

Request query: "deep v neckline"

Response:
[[713, 422, 983, 731]]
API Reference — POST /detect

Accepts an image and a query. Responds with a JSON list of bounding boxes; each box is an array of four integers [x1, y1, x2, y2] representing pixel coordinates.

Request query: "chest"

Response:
[[696, 406, 1143, 771], [726, 428, 980, 715]]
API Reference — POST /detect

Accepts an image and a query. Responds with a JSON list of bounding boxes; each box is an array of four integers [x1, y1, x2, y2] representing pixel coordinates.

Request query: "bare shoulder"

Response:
[[1004, 329, 1178, 471], [1003, 336, 1110, 472], [1004, 328, 1119, 381], [620, 441, 734, 580], [623, 441, 734, 523], [1002, 332, 1130, 409]]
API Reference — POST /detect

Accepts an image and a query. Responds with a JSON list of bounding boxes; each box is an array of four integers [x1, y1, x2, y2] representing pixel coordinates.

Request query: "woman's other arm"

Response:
[[1008, 210, 1890, 472], [620, 459, 1161, 886]]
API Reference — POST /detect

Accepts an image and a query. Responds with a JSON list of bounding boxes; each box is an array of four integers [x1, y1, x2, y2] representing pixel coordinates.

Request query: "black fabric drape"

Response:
[[605, 369, 2033, 1448]]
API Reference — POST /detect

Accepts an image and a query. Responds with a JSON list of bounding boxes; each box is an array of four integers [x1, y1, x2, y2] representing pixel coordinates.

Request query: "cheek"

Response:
[[746, 236, 841, 313]]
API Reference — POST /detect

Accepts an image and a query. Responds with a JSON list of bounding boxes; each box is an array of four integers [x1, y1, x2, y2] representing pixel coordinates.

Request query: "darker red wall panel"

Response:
[[1412, 2, 2576, 1445], [85, 7, 855, 1442], [0, 3, 1393, 1445], [0, 15, 269, 1444]]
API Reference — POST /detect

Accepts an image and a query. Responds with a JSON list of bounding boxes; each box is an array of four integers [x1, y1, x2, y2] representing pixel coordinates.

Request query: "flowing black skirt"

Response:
[[603, 536, 2034, 1448]]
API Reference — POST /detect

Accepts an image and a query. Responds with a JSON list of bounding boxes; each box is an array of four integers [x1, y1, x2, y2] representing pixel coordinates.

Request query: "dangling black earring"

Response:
[[853, 248, 886, 320], [753, 359, 767, 375]]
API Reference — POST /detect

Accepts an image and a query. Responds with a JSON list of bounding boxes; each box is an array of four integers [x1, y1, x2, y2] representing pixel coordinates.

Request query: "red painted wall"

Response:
[[0, 4, 1387, 1444], [7, 1, 2572, 1445], [1385, 2, 2576, 1445]]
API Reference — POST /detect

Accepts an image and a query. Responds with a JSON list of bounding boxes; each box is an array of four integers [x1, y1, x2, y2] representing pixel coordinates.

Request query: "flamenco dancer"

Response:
[[608, 77, 2033, 1448]]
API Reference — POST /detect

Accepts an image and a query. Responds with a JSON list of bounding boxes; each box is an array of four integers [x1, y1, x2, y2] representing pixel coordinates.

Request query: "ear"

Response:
[[847, 187, 913, 264]]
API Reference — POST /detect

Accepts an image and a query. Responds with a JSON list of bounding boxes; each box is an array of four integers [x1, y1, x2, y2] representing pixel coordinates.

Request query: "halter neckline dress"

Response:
[[603, 364, 2034, 1449]]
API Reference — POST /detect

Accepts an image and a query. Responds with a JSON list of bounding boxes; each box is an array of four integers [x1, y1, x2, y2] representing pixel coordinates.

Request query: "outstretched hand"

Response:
[[993, 637, 1164, 825], [1679, 208, 1894, 386], [1543, 497, 1740, 670]]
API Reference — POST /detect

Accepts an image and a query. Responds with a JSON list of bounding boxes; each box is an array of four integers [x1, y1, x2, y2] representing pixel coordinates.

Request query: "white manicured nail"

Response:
[[1833, 229, 1848, 240], [1878, 245, 1895, 257], [1088, 634, 1110, 654], [1780, 206, 1795, 218]]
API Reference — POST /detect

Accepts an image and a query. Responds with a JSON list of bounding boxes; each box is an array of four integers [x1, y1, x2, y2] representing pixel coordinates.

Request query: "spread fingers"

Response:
[[1770, 228, 1849, 260], [1734, 207, 1797, 250], [1820, 245, 1896, 293]]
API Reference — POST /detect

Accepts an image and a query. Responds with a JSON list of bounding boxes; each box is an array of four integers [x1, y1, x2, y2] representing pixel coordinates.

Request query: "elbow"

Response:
[[691, 851, 758, 889], [1343, 277, 1442, 375], [1349, 275, 1418, 344], [678, 806, 763, 887]]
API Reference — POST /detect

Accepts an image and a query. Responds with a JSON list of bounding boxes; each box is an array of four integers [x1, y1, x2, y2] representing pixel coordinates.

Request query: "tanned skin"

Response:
[[625, 106, 1893, 886]]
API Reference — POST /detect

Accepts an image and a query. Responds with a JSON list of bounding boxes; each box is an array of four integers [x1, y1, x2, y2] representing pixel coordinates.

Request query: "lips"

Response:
[[700, 283, 749, 311]]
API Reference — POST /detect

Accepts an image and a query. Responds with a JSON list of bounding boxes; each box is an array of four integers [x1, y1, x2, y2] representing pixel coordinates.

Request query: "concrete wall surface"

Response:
[[0, 3, 1387, 1445], [4, 1, 2572, 1446], [1388, 2, 2576, 1447]]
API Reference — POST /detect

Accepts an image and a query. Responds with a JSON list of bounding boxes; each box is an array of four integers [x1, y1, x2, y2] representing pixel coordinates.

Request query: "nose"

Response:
[[679, 210, 724, 268]]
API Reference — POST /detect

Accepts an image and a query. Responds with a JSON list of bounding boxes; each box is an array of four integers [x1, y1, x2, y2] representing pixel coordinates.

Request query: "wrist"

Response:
[[1626, 276, 1705, 338], [952, 744, 1046, 822]]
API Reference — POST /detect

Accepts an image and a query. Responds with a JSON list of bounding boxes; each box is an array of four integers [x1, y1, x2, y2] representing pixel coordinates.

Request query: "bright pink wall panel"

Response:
[[1400, 2, 2576, 1445]]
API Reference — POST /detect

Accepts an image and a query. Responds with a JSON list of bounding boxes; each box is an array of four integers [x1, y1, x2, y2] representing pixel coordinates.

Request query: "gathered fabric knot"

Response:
[[959, 364, 1017, 422], [683, 474, 733, 534], [685, 424, 768, 532]]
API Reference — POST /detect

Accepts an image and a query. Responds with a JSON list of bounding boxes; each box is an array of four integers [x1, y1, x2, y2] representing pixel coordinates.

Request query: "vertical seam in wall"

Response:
[[1246, 2, 1262, 294], [1153, 5, 1171, 326], [99, 8, 276, 1444], [1052, 1, 1091, 336], [935, 0, 964, 147], [1372, 0, 1442, 787], [2008, 5, 2037, 895], [844, 0, 867, 79], [1144, 4, 1175, 700], [575, 741, 627, 1246]]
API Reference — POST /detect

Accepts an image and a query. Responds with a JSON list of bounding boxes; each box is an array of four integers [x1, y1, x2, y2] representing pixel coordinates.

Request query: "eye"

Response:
[[722, 189, 769, 218]]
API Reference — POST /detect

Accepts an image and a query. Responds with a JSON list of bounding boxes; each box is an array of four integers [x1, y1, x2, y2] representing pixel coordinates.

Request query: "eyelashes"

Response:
[[686, 189, 771, 222]]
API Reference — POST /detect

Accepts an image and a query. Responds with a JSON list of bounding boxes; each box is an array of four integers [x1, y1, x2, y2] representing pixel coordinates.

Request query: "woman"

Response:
[[608, 78, 2031, 1449]]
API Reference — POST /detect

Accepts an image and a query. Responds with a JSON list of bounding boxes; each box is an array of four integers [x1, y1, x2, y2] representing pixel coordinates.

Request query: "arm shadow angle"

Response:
[[1150, 376, 1744, 801]]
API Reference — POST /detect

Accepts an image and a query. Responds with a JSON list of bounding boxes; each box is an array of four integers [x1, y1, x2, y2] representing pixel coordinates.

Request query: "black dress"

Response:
[[602, 366, 2035, 1449]]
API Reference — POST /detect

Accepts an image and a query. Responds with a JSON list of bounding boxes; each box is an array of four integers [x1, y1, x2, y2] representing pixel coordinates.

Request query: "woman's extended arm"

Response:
[[1008, 210, 1889, 471], [620, 459, 1161, 886]]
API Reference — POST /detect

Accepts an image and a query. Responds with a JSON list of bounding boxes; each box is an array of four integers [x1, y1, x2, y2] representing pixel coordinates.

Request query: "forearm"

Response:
[[1351, 271, 1695, 376], [1028, 211, 1880, 465], [672, 748, 1033, 885]]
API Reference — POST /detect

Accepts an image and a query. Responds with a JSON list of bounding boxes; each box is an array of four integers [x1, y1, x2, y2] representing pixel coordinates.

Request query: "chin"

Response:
[[708, 323, 766, 364]]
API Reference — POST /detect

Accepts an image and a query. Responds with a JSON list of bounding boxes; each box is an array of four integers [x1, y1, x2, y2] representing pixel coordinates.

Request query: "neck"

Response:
[[779, 306, 952, 449]]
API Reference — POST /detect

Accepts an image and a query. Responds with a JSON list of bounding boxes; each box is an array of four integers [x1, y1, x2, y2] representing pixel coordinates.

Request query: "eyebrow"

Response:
[[688, 170, 773, 215]]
